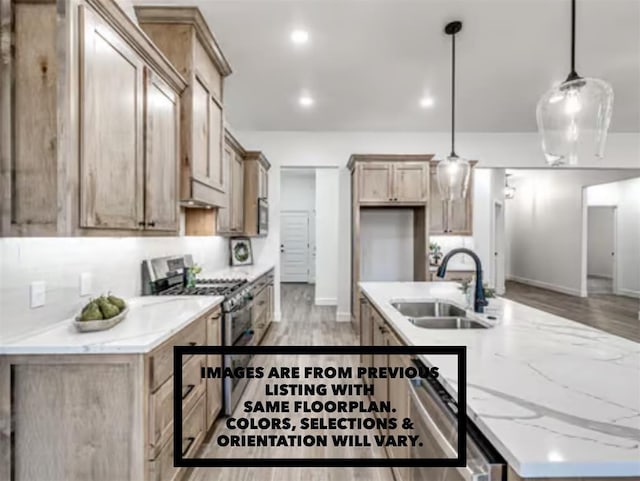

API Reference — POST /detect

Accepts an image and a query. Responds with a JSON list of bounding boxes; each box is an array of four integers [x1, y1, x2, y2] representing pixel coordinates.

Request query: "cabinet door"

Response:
[[80, 7, 144, 229], [217, 145, 233, 233], [191, 74, 224, 195], [267, 284, 274, 323], [393, 163, 428, 202], [206, 309, 222, 428], [387, 332, 410, 479], [144, 69, 179, 231], [208, 96, 225, 192], [429, 165, 446, 234], [258, 165, 268, 199], [372, 310, 388, 422], [231, 153, 244, 232], [358, 163, 392, 203], [359, 300, 372, 381]]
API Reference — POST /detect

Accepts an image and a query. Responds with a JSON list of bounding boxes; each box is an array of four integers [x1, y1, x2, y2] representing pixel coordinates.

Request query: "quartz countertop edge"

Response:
[[359, 281, 640, 478], [0, 296, 224, 355]]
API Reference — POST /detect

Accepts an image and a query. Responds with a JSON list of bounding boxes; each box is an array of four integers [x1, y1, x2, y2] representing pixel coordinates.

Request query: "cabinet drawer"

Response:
[[150, 317, 206, 391], [181, 393, 206, 458], [252, 287, 269, 322], [149, 354, 207, 456], [149, 438, 182, 481]]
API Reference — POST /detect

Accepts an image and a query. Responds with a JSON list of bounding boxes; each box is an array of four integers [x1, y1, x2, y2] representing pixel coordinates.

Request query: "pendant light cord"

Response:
[[568, 0, 579, 80], [450, 33, 456, 158]]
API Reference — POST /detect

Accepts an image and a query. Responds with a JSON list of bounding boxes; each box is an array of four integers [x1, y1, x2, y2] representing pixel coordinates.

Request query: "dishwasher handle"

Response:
[[407, 378, 491, 481]]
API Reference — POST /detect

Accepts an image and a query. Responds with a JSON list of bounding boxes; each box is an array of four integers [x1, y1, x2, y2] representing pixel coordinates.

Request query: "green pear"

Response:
[[80, 304, 103, 321], [107, 295, 126, 311], [97, 298, 120, 319]]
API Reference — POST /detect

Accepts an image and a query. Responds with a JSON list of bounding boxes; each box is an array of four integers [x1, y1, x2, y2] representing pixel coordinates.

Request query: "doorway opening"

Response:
[[492, 200, 505, 295], [586, 206, 617, 295]]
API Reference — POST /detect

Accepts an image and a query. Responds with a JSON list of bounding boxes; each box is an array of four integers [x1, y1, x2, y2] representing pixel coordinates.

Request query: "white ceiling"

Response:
[[133, 0, 640, 132]]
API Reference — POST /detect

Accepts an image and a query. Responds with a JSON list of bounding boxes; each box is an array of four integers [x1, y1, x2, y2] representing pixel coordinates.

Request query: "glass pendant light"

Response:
[[437, 21, 471, 201], [536, 0, 613, 166]]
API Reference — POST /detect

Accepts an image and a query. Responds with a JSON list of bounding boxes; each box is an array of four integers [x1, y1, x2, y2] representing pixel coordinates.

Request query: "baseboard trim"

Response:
[[507, 275, 582, 297], [315, 297, 337, 306], [336, 311, 351, 323], [617, 288, 640, 299]]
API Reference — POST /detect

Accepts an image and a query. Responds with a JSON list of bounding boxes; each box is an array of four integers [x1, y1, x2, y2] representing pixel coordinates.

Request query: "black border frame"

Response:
[[173, 345, 467, 468]]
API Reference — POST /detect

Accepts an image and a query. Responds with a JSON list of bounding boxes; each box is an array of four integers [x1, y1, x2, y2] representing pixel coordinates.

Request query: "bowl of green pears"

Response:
[[74, 294, 128, 332]]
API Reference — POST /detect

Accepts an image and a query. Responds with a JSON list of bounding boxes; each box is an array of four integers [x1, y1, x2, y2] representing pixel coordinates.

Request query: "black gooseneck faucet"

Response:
[[436, 248, 488, 313]]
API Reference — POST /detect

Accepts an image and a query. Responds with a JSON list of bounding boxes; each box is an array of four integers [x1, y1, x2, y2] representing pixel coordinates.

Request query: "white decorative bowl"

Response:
[[74, 306, 128, 333]]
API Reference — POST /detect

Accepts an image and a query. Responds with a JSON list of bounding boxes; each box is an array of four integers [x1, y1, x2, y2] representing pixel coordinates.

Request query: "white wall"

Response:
[[280, 170, 316, 211], [505, 170, 640, 296], [0, 232, 229, 341], [314, 169, 339, 305], [587, 207, 615, 278], [360, 209, 414, 282], [236, 130, 640, 320], [586, 177, 640, 297]]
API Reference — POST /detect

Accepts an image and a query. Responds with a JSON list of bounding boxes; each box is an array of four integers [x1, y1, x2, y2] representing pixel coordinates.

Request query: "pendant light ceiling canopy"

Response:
[[436, 21, 471, 202], [536, 0, 614, 167]]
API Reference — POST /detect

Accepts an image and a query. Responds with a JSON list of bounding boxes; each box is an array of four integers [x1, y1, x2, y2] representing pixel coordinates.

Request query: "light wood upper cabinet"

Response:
[[231, 152, 245, 232], [429, 160, 475, 235], [136, 7, 232, 209], [80, 6, 145, 230], [1, 0, 187, 237], [358, 163, 393, 202], [217, 130, 245, 235], [393, 162, 428, 202], [144, 71, 180, 231], [242, 151, 271, 237], [349, 156, 431, 205]]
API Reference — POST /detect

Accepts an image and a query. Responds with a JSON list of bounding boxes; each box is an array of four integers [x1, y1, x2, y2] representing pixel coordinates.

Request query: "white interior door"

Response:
[[280, 211, 310, 283]]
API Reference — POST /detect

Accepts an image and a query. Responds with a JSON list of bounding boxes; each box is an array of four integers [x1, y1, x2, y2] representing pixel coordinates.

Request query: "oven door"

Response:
[[258, 198, 268, 236], [224, 302, 257, 415], [406, 378, 505, 481]]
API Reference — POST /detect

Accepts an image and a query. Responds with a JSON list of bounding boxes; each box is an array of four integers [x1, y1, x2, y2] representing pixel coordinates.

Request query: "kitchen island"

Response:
[[0, 296, 224, 481], [360, 281, 640, 479]]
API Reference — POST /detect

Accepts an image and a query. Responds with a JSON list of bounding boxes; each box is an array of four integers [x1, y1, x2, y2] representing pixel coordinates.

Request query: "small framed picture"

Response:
[[230, 237, 253, 266]]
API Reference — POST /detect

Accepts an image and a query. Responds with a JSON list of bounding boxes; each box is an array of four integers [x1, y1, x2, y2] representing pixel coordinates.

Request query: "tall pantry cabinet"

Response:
[[0, 0, 187, 237]]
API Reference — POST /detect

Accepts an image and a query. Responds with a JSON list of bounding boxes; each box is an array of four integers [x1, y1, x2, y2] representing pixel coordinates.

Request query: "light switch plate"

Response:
[[80, 272, 92, 297], [30, 281, 46, 308]]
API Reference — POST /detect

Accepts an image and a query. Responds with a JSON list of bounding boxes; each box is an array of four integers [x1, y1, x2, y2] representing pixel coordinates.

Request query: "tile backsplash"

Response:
[[429, 236, 475, 265], [0, 235, 234, 341]]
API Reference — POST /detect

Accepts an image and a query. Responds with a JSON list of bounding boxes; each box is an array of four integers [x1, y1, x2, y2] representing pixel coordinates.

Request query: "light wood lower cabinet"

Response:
[[371, 308, 389, 422], [0, 305, 223, 481]]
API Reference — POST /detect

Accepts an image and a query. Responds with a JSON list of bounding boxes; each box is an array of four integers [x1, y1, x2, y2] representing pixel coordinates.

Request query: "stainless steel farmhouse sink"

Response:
[[391, 300, 467, 318], [390, 300, 490, 329]]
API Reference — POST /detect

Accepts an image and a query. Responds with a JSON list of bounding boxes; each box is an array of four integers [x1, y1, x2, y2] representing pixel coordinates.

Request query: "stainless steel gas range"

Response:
[[141, 255, 263, 415]]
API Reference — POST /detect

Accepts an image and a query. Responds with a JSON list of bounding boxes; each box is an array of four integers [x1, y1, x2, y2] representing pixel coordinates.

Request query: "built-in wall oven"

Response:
[[406, 360, 505, 481]]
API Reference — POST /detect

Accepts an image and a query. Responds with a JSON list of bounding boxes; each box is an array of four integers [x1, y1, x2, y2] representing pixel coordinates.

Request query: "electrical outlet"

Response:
[[80, 272, 92, 297], [30, 281, 46, 308]]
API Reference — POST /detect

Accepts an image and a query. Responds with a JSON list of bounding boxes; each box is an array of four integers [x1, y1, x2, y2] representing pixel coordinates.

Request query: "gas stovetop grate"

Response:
[[156, 278, 248, 297]]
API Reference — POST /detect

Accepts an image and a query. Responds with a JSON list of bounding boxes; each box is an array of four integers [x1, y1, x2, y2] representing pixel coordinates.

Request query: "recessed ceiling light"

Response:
[[291, 29, 309, 45], [299, 95, 314, 107], [420, 97, 434, 108]]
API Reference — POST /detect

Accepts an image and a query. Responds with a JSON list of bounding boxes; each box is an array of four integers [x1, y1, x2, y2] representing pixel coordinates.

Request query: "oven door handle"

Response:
[[235, 329, 255, 347], [407, 379, 484, 481]]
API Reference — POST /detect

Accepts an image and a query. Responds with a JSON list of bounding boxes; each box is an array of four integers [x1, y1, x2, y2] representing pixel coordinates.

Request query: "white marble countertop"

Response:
[[360, 281, 640, 478], [0, 296, 223, 355], [200, 264, 274, 283]]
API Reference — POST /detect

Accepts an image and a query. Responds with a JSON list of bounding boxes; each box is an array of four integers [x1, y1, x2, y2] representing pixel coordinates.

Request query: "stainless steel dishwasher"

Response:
[[406, 360, 506, 481]]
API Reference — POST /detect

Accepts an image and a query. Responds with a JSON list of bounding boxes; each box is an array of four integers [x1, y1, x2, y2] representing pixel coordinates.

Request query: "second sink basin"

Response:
[[391, 300, 467, 318], [409, 317, 488, 329]]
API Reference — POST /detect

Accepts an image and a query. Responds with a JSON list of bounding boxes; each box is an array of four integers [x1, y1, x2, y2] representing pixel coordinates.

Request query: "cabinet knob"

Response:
[[138, 221, 145, 227], [147, 221, 156, 227]]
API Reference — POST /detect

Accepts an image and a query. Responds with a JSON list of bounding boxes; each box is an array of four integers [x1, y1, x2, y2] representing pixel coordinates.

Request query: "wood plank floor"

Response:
[[503, 280, 640, 343], [189, 283, 394, 481]]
